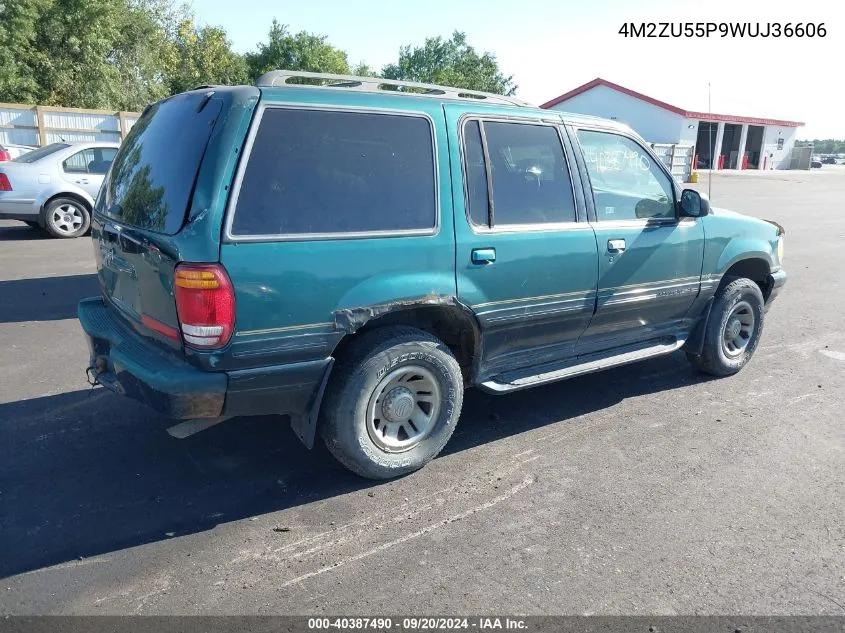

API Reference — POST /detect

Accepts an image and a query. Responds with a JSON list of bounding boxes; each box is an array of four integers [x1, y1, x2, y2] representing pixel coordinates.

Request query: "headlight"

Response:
[[777, 236, 784, 263]]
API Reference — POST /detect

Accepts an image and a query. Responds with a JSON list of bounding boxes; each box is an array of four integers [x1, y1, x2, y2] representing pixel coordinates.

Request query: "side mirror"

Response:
[[679, 188, 711, 218]]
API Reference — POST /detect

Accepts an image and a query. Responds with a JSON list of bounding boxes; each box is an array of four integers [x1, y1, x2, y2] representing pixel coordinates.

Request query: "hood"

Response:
[[709, 206, 744, 218], [710, 206, 784, 235]]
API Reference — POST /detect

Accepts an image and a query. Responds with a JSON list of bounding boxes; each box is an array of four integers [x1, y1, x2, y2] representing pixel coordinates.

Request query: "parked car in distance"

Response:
[[0, 141, 119, 237], [0, 143, 36, 161], [811, 159, 823, 168], [78, 71, 787, 479], [821, 157, 837, 165]]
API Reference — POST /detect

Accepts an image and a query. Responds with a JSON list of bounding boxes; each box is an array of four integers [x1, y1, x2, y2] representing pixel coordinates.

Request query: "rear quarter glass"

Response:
[[229, 107, 437, 237], [96, 93, 222, 235]]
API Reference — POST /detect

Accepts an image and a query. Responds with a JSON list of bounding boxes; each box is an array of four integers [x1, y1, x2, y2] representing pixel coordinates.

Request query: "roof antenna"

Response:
[[708, 82, 713, 201]]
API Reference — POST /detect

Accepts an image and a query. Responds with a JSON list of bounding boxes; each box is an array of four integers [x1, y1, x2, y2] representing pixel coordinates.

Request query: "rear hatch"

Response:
[[92, 91, 223, 351]]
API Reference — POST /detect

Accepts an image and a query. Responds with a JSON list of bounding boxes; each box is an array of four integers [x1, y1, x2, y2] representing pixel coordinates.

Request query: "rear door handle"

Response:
[[607, 239, 626, 253], [76, 179, 89, 185], [471, 248, 496, 264]]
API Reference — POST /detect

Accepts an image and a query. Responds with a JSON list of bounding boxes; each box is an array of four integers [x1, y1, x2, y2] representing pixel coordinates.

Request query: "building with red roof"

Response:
[[541, 78, 804, 175]]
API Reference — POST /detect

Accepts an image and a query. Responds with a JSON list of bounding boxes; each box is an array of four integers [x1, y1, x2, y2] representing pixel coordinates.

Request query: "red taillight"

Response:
[[0, 149, 10, 162], [141, 314, 180, 340], [174, 263, 235, 349], [0, 173, 11, 191]]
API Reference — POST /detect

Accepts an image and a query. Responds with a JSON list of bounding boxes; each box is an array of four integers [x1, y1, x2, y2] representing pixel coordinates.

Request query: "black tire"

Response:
[[320, 326, 464, 479], [687, 277, 765, 377], [42, 197, 90, 239]]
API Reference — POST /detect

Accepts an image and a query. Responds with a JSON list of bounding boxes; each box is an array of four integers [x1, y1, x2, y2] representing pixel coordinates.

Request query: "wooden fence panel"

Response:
[[0, 103, 141, 147]]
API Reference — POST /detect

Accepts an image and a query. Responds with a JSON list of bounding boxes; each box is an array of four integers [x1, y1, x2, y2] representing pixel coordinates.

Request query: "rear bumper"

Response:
[[78, 297, 329, 420], [0, 198, 38, 220], [766, 268, 787, 306], [79, 297, 227, 418]]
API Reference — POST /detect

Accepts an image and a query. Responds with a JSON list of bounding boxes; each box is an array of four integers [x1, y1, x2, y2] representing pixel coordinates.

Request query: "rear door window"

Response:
[[463, 120, 490, 227], [62, 148, 117, 174], [63, 150, 91, 173], [230, 108, 437, 237], [463, 120, 577, 227]]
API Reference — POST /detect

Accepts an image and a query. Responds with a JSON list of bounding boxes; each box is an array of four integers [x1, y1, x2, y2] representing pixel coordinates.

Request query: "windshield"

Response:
[[13, 143, 69, 163]]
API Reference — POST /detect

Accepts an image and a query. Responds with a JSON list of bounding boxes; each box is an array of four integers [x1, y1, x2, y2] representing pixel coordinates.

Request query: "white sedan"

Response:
[[0, 141, 119, 238]]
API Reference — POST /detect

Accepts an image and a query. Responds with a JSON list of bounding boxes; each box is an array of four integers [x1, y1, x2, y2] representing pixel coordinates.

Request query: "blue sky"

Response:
[[192, 0, 841, 138]]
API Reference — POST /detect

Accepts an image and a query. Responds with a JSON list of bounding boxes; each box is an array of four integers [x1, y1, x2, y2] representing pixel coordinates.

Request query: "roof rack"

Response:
[[255, 70, 532, 108]]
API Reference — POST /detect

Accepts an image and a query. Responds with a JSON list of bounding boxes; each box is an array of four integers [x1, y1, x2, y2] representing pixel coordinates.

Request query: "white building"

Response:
[[541, 78, 804, 177]]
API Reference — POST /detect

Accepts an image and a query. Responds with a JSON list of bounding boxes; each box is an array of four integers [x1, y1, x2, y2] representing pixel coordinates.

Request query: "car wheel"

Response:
[[320, 326, 464, 479], [43, 198, 90, 239], [687, 276, 765, 377]]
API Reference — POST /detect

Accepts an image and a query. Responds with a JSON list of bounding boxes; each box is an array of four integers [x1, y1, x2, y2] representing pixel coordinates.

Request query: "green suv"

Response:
[[79, 71, 787, 479]]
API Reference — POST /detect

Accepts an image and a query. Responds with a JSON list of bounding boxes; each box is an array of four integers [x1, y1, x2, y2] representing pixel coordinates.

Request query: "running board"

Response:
[[480, 336, 687, 394]]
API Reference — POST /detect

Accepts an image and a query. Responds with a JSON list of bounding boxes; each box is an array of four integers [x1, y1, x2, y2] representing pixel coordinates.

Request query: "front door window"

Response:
[[576, 130, 675, 221]]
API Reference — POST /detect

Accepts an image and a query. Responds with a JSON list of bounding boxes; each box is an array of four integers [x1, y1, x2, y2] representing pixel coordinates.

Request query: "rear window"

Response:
[[96, 93, 222, 234], [230, 108, 437, 237], [13, 143, 68, 163]]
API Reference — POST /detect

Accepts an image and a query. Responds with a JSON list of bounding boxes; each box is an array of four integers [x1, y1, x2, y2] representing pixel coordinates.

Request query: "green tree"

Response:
[[351, 62, 378, 77], [0, 0, 50, 104], [0, 0, 180, 109], [245, 20, 350, 80], [382, 31, 516, 95], [0, 0, 246, 110], [799, 139, 845, 154], [0, 0, 125, 108], [110, 0, 184, 110], [165, 18, 248, 95]]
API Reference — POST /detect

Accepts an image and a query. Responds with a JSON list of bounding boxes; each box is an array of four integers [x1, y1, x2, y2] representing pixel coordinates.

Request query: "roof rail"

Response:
[[255, 70, 532, 108]]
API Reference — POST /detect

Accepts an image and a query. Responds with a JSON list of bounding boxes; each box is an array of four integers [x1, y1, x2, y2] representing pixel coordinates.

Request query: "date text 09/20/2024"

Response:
[[307, 617, 527, 630]]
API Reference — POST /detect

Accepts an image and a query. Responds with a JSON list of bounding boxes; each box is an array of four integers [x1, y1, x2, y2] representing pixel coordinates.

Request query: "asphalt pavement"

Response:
[[1, 168, 843, 615]]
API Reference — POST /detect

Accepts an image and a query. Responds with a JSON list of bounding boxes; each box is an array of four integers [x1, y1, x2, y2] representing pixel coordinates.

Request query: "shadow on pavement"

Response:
[[0, 274, 99, 323], [0, 353, 710, 577], [0, 223, 50, 241]]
